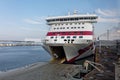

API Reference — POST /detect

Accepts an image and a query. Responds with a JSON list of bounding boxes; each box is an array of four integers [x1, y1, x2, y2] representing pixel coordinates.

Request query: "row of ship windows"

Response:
[[53, 26, 84, 30], [53, 23, 84, 26], [47, 17, 96, 22], [50, 36, 83, 39], [53, 39, 91, 42]]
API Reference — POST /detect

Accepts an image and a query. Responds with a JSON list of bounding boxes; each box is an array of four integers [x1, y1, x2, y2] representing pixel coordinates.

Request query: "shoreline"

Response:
[[0, 62, 81, 80], [0, 62, 48, 78]]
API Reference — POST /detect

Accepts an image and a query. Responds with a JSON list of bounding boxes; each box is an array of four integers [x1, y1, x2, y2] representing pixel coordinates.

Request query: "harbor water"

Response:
[[0, 46, 51, 71]]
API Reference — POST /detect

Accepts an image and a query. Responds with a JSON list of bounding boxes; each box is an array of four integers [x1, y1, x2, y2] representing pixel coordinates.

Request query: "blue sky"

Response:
[[0, 0, 120, 40]]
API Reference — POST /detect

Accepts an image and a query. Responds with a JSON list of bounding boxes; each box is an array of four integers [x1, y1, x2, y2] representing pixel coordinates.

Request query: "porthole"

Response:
[[73, 36, 76, 38], [82, 23, 84, 25], [50, 36, 54, 38], [71, 39, 74, 41], [67, 36, 70, 38], [54, 39, 57, 41], [64, 39, 67, 41], [74, 27, 76, 29], [82, 26, 84, 28], [79, 36, 83, 38], [61, 36, 64, 38], [87, 40, 91, 42]]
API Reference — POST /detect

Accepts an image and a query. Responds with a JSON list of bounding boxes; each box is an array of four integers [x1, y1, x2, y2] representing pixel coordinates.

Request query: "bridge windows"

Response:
[[47, 16, 97, 23]]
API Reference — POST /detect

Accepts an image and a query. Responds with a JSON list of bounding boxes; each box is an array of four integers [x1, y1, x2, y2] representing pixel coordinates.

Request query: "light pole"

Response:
[[107, 30, 109, 40], [97, 35, 101, 53], [99, 37, 101, 53]]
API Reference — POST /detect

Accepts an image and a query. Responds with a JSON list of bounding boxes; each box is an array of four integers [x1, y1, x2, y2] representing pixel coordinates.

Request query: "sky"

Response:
[[0, 0, 120, 40]]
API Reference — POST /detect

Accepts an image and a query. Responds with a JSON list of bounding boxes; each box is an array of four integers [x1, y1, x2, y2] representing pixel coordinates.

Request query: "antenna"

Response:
[[68, 12, 70, 15], [73, 10, 78, 14]]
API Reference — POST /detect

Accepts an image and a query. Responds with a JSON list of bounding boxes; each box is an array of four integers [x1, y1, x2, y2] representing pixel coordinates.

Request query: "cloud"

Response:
[[96, 8, 120, 23], [98, 16, 120, 23], [20, 26, 48, 32], [20, 27, 47, 31], [96, 8, 120, 17], [23, 16, 46, 25], [24, 19, 41, 24]]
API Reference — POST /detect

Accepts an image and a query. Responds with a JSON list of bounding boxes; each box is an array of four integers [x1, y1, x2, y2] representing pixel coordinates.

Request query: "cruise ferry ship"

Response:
[[43, 11, 98, 63]]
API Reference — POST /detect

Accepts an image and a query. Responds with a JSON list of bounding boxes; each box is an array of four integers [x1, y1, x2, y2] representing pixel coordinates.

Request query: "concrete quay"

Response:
[[0, 62, 83, 80]]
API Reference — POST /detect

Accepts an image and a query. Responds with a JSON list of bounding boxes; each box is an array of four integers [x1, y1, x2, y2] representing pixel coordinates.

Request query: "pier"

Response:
[[84, 40, 120, 80], [0, 40, 42, 47]]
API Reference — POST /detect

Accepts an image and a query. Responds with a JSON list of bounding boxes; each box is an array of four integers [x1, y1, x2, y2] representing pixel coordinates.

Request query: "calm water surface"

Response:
[[0, 46, 51, 71]]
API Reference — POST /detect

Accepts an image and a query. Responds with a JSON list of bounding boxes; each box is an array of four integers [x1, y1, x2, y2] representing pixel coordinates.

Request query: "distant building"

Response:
[[24, 38, 41, 42]]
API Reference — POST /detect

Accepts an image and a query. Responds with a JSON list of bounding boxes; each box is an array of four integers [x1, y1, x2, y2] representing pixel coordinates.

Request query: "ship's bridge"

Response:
[[46, 14, 98, 25]]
